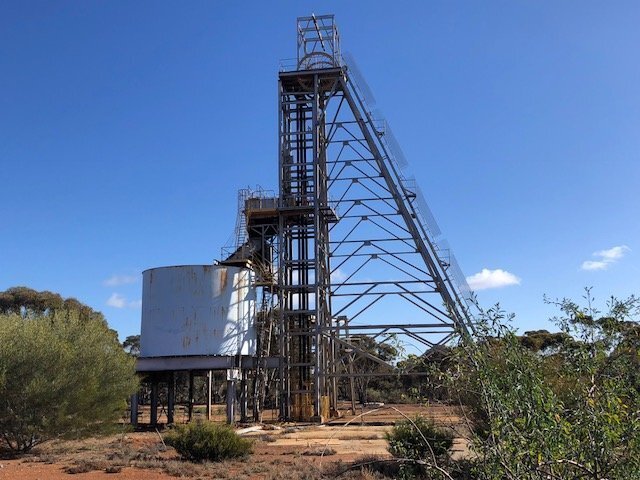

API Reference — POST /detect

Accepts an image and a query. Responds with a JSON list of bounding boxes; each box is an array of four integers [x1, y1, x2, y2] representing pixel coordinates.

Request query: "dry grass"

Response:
[[344, 469, 390, 479], [264, 460, 321, 480], [161, 460, 211, 477], [302, 447, 337, 456], [336, 434, 382, 440], [325, 455, 399, 479], [20, 432, 342, 479], [20, 453, 56, 464], [64, 458, 109, 474]]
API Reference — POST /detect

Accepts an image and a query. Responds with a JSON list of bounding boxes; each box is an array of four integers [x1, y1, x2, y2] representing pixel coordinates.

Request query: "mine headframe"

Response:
[[223, 14, 475, 422], [274, 14, 475, 420]]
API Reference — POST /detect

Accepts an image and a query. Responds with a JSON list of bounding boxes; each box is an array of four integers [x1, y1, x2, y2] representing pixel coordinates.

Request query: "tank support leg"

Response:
[[150, 381, 158, 426], [130, 393, 138, 426], [167, 372, 175, 424], [240, 370, 248, 422], [206, 370, 213, 421], [226, 374, 236, 424], [188, 371, 194, 422]]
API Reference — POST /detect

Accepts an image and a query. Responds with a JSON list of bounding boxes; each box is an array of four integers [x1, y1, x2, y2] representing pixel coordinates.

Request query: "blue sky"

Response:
[[1, 1, 639, 341]]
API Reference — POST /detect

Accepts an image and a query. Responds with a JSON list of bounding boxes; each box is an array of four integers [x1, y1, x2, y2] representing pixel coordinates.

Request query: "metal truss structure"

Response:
[[225, 14, 475, 421]]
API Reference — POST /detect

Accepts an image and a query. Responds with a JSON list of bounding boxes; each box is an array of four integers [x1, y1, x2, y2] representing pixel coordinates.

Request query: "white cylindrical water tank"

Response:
[[140, 265, 256, 358]]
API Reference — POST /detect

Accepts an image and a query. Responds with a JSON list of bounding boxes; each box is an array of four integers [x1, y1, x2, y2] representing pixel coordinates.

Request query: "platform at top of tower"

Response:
[[245, 196, 278, 217], [244, 196, 339, 225], [279, 67, 346, 94], [244, 197, 280, 230]]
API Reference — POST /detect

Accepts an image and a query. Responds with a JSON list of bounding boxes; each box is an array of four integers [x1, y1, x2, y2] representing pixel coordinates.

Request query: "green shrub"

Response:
[[386, 416, 453, 461], [385, 416, 453, 479], [0, 303, 138, 453], [165, 422, 252, 462], [446, 293, 640, 479]]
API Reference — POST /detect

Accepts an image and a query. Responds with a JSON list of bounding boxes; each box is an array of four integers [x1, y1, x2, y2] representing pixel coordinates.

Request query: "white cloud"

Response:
[[595, 245, 630, 261], [128, 299, 142, 308], [580, 260, 608, 271], [466, 268, 521, 291], [106, 293, 141, 309], [331, 268, 348, 283], [103, 274, 138, 287], [581, 245, 630, 271], [106, 293, 126, 308]]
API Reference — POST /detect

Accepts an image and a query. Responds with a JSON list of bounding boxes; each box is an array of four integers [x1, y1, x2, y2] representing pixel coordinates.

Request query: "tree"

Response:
[[344, 334, 402, 404], [122, 334, 141, 357], [396, 346, 455, 402], [0, 288, 138, 453], [542, 290, 640, 478], [517, 329, 572, 353], [442, 291, 640, 479], [0, 286, 117, 336]]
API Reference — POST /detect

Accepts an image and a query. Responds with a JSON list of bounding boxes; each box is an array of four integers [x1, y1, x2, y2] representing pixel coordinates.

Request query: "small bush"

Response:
[[302, 447, 336, 456], [329, 455, 400, 479], [165, 422, 252, 462], [162, 460, 208, 477], [65, 459, 107, 474], [386, 416, 453, 461], [386, 416, 453, 478]]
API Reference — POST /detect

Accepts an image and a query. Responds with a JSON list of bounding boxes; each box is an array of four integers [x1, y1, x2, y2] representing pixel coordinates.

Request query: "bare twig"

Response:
[[154, 428, 166, 448]]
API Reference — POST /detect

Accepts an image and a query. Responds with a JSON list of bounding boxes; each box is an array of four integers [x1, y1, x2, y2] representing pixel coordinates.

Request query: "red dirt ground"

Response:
[[0, 403, 470, 480]]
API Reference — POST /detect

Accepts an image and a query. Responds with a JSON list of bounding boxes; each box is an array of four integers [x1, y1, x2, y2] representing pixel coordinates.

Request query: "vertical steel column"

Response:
[[312, 72, 322, 417], [277, 74, 289, 420]]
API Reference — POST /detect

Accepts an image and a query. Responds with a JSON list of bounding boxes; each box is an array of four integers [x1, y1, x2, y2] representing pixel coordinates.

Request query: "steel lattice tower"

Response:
[[273, 15, 475, 420]]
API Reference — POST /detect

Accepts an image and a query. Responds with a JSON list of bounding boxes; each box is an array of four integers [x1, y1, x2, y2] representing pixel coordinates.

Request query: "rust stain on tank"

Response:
[[220, 268, 228, 290]]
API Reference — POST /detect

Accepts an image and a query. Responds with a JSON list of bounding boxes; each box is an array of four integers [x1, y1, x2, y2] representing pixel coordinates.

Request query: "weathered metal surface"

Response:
[[140, 265, 256, 358]]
